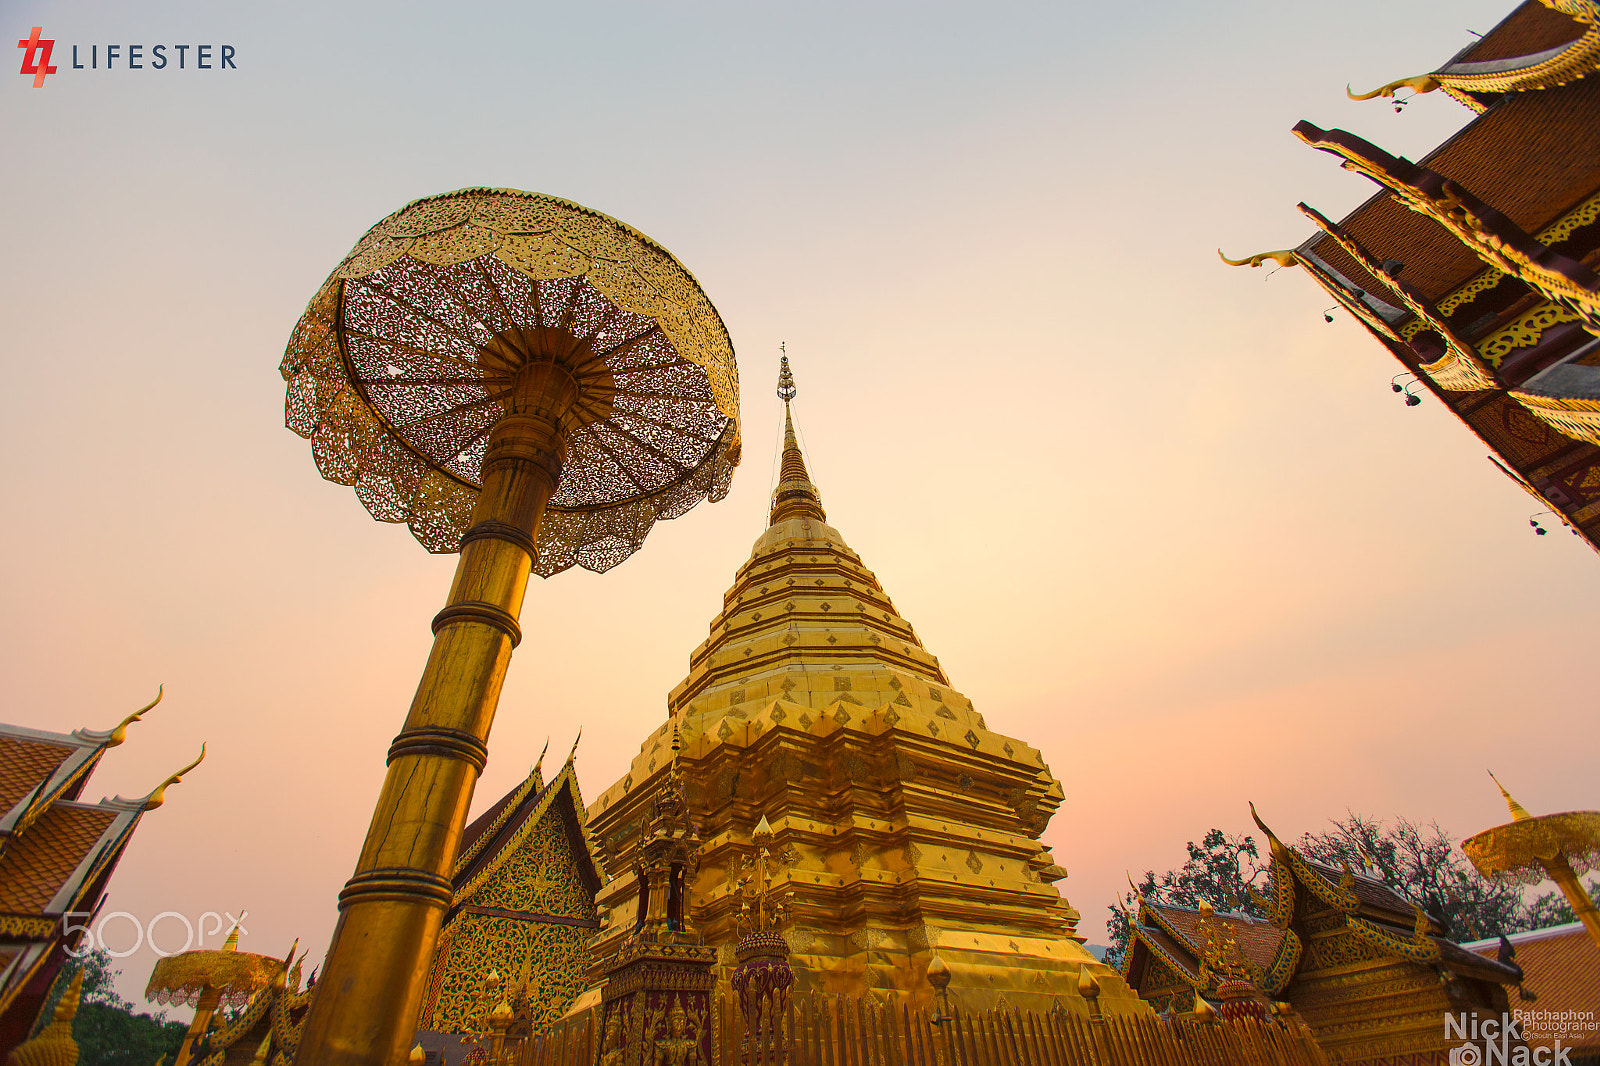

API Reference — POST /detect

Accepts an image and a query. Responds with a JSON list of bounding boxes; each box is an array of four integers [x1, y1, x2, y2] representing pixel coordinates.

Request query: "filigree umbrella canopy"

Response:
[[146, 947, 284, 1010], [1461, 775, 1600, 948], [1461, 811, 1600, 886], [146, 933, 285, 1066], [280, 187, 740, 575]]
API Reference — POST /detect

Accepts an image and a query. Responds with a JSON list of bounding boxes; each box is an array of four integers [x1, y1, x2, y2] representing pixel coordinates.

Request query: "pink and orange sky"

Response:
[[3, 0, 1596, 1007]]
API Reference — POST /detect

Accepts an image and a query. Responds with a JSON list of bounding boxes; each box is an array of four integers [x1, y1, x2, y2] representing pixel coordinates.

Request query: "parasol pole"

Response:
[[1544, 852, 1600, 946], [171, 924, 240, 1066], [173, 986, 222, 1066], [297, 366, 576, 1065]]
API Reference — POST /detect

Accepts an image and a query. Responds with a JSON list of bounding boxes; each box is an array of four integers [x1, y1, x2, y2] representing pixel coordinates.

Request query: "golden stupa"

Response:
[[579, 357, 1145, 1015]]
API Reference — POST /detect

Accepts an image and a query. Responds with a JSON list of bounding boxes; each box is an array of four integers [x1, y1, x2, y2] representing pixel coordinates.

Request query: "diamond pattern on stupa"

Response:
[[582, 364, 1146, 1015]]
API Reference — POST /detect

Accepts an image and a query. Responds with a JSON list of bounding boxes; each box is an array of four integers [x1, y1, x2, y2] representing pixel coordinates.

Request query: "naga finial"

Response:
[[1218, 248, 1301, 269], [776, 345, 796, 403], [137, 743, 206, 810], [565, 729, 581, 765], [107, 685, 164, 747], [1348, 74, 1441, 101]]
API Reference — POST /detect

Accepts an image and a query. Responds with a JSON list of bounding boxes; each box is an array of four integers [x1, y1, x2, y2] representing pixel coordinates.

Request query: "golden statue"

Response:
[[650, 999, 702, 1066]]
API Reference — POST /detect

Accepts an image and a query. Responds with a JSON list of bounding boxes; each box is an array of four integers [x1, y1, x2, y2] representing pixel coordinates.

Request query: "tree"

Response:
[[1523, 877, 1600, 929], [1296, 813, 1525, 942], [64, 950, 188, 1066]]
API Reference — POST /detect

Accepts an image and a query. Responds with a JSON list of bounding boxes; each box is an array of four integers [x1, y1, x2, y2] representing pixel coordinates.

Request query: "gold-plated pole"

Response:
[[1542, 854, 1600, 948], [297, 365, 576, 1066], [174, 986, 222, 1066]]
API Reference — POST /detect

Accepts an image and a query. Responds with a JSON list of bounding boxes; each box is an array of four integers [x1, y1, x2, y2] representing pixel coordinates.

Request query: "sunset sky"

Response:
[[3, 0, 1596, 1008]]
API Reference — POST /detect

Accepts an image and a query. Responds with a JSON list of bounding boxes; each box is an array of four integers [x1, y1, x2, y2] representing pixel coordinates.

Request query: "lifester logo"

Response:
[[18, 26, 237, 87], [17, 27, 54, 87]]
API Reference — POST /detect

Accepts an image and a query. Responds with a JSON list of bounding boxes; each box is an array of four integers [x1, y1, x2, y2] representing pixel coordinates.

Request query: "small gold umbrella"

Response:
[[281, 189, 739, 1066], [1461, 774, 1600, 949], [145, 927, 286, 1066]]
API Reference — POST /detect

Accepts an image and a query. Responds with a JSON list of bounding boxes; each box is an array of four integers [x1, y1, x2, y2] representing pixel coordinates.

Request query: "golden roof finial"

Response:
[[1218, 248, 1300, 269], [223, 919, 242, 952], [565, 729, 582, 765], [105, 685, 164, 748], [1347, 74, 1441, 101], [1488, 771, 1534, 822], [128, 743, 206, 811], [251, 1032, 274, 1065]]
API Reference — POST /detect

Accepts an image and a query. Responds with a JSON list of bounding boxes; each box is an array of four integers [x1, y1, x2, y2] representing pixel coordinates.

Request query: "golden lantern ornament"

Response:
[[1461, 774, 1600, 949], [281, 188, 740, 1065]]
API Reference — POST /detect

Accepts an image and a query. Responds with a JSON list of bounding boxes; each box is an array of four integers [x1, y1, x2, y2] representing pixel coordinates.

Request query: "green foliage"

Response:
[[66, 950, 187, 1066], [74, 1002, 187, 1066], [1523, 877, 1599, 929], [1296, 812, 1525, 941]]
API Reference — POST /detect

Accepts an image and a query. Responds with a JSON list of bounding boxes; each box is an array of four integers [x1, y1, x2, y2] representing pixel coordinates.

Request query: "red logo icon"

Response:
[[18, 26, 56, 87]]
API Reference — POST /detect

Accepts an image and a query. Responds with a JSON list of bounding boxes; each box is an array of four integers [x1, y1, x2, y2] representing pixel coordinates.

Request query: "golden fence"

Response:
[[517, 994, 1332, 1066]]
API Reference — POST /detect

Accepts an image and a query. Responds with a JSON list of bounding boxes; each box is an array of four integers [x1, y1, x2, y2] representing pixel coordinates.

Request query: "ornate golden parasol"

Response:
[[145, 927, 286, 1066], [282, 189, 739, 1066], [280, 187, 739, 572], [1461, 774, 1600, 948]]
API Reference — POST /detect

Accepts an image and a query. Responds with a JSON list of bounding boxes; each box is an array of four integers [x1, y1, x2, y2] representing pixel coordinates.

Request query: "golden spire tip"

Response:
[[1488, 771, 1533, 822]]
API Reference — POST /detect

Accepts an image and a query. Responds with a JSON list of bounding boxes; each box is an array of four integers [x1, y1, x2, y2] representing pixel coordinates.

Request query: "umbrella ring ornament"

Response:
[[281, 189, 739, 1066]]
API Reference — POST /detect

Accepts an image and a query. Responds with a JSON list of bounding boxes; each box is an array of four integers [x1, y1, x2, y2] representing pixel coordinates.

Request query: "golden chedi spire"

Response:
[[769, 356, 826, 526], [585, 352, 1146, 1016]]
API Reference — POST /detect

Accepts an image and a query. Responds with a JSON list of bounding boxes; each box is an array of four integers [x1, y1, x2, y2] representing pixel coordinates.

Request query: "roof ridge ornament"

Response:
[[74, 684, 164, 748], [1217, 249, 1301, 269], [120, 743, 206, 810]]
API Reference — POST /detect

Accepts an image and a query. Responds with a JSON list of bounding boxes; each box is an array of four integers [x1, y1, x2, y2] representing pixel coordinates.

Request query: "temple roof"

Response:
[[1251, 0, 1600, 554], [452, 756, 600, 908], [1300, 76, 1600, 308], [1136, 900, 1284, 973], [1451, 1, 1589, 66], [1465, 923, 1600, 1053], [0, 804, 119, 914], [0, 700, 191, 1044]]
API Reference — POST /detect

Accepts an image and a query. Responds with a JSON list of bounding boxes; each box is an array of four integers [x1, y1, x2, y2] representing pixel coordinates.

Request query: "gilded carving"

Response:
[[1478, 301, 1584, 364]]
